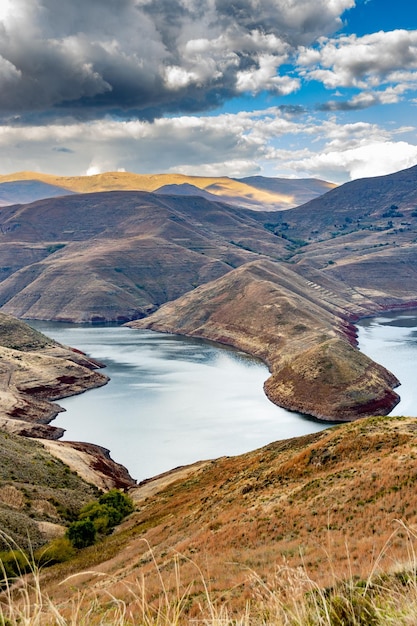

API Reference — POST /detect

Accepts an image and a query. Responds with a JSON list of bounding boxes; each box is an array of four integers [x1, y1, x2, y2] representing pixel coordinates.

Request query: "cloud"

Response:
[[0, 0, 354, 122], [318, 82, 417, 111], [284, 141, 417, 182], [298, 29, 417, 90], [0, 106, 415, 184], [0, 107, 306, 176]]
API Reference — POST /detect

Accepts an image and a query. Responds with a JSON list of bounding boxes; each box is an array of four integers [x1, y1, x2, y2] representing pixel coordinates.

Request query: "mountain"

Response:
[[0, 170, 334, 210], [0, 180, 74, 206], [0, 164, 417, 420], [239, 175, 335, 205], [0, 190, 289, 322]]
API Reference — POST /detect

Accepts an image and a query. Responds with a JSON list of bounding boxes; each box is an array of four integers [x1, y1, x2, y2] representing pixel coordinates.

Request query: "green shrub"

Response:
[[79, 501, 123, 533], [67, 490, 134, 548], [35, 537, 76, 566], [99, 489, 134, 517], [66, 519, 97, 549]]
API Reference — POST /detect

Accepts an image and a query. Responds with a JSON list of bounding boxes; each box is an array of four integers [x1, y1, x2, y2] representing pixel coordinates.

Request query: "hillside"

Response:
[[0, 170, 335, 210], [0, 313, 138, 554], [0, 312, 108, 435], [0, 190, 289, 322], [0, 312, 135, 494], [0, 429, 100, 551], [0, 180, 74, 207], [129, 259, 399, 420], [33, 415, 417, 619]]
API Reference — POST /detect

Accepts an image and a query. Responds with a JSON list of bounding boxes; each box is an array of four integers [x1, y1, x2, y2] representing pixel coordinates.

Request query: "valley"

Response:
[[0, 164, 416, 622], [0, 165, 417, 420]]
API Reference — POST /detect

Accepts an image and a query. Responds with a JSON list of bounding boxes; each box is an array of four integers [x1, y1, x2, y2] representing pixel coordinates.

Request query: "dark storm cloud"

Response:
[[318, 98, 373, 111], [0, 0, 354, 123]]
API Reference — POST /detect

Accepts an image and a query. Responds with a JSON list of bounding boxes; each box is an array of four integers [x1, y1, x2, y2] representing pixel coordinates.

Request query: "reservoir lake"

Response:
[[29, 312, 417, 482], [29, 322, 329, 481]]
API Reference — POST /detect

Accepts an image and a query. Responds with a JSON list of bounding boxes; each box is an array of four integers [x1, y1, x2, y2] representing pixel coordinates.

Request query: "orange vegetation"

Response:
[[37, 415, 417, 617]]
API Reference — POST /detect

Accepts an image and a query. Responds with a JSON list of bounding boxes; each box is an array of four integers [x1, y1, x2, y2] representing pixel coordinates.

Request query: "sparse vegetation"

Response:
[[3, 533, 417, 624], [0, 430, 100, 551]]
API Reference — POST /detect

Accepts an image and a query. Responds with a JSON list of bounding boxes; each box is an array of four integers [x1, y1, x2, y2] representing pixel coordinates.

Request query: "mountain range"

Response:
[[0, 165, 416, 420], [0, 170, 334, 211]]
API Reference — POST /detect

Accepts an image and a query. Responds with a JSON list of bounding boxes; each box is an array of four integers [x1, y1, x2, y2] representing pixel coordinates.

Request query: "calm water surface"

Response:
[[29, 322, 329, 481], [357, 310, 417, 416]]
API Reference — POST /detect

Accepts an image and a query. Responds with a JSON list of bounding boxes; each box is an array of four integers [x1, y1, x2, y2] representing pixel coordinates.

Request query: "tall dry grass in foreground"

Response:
[[3, 525, 417, 625]]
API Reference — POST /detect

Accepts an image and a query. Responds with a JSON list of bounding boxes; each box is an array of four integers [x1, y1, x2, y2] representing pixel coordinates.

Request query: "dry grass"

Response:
[[4, 416, 417, 623], [3, 529, 417, 625], [10, 415, 417, 620]]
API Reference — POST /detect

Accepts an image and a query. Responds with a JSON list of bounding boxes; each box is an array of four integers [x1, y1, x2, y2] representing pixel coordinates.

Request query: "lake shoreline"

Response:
[[20, 303, 417, 483]]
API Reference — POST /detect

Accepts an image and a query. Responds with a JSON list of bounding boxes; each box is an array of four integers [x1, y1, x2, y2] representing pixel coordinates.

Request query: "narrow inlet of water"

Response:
[[357, 310, 417, 417], [29, 322, 329, 481]]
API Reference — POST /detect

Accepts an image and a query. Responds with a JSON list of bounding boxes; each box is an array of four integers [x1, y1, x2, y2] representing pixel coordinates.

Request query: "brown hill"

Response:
[[129, 259, 399, 420], [0, 191, 288, 322], [35, 415, 417, 618], [0, 313, 135, 497], [0, 170, 334, 210]]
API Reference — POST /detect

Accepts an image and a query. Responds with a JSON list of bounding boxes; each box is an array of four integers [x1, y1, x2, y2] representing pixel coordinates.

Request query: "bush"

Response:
[[79, 501, 123, 533], [66, 519, 97, 549], [67, 489, 134, 548], [35, 537, 76, 566], [99, 489, 134, 517]]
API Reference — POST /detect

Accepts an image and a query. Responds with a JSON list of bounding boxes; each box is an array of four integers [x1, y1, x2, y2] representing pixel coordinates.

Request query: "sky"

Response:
[[0, 0, 417, 183]]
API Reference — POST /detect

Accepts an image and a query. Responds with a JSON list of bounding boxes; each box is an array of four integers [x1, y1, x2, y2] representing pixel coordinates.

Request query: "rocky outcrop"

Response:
[[0, 312, 136, 488], [41, 440, 136, 490]]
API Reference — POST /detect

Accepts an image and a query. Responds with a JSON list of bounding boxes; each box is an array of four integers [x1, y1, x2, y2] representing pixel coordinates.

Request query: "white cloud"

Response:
[[0, 0, 355, 120], [285, 141, 417, 182], [298, 29, 417, 90], [235, 55, 300, 94], [0, 108, 415, 184]]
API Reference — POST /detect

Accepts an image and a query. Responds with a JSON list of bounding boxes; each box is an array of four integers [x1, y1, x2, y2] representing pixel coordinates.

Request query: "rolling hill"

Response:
[[0, 170, 335, 210]]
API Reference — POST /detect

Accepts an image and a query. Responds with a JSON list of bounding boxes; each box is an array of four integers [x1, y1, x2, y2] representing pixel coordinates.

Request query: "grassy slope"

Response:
[[36, 415, 417, 617], [0, 429, 99, 551]]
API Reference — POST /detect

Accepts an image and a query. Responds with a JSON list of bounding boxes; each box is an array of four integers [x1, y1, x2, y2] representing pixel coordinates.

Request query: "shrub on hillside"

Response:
[[66, 489, 134, 548], [66, 519, 97, 549]]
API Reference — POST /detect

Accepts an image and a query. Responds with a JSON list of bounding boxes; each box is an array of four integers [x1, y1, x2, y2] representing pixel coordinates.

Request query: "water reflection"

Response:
[[29, 322, 330, 481]]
